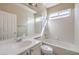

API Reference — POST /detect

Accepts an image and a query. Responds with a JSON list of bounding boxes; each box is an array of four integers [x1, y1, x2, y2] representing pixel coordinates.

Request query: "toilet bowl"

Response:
[[41, 45, 53, 55]]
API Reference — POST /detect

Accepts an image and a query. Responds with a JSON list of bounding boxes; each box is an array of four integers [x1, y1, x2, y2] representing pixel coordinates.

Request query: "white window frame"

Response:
[[49, 9, 71, 20]]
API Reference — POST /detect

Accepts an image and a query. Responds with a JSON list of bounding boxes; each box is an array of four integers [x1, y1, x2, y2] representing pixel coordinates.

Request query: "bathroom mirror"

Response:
[[0, 3, 47, 41], [17, 11, 43, 39], [34, 14, 42, 37], [17, 3, 47, 39]]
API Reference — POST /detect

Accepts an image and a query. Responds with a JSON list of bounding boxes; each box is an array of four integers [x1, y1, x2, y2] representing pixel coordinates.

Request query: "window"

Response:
[[35, 17, 41, 22], [49, 9, 71, 20]]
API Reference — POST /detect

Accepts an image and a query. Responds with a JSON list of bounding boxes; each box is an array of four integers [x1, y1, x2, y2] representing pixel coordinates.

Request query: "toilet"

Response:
[[40, 45, 53, 55]]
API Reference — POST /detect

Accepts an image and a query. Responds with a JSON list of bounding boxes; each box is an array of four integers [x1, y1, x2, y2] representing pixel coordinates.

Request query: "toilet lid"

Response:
[[41, 45, 53, 51]]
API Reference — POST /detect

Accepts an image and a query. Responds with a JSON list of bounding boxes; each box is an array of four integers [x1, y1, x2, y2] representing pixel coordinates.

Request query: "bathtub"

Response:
[[43, 39, 79, 55]]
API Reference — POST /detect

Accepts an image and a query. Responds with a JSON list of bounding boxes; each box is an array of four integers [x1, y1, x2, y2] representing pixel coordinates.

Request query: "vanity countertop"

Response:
[[0, 38, 41, 55]]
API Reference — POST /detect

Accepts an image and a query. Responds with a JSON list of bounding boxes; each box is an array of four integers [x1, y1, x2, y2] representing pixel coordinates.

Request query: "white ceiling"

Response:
[[43, 3, 60, 8]]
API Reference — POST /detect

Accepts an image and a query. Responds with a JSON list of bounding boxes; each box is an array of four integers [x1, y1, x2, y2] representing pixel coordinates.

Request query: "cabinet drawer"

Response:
[[31, 43, 41, 55]]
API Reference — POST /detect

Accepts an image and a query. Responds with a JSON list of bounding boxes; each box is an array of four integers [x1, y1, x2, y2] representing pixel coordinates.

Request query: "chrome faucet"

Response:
[[16, 37, 23, 42]]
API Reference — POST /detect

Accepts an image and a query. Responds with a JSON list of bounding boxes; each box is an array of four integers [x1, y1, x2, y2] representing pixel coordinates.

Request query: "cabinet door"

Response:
[[31, 44, 41, 55], [19, 51, 27, 55], [19, 50, 30, 55]]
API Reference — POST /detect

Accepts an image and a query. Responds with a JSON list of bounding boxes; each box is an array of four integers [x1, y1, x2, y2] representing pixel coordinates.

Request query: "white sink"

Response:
[[14, 40, 32, 48]]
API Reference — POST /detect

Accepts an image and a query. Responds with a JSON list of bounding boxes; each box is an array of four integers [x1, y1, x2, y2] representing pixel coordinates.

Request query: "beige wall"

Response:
[[46, 3, 75, 43], [0, 3, 35, 37], [47, 3, 74, 15], [75, 4, 79, 46]]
